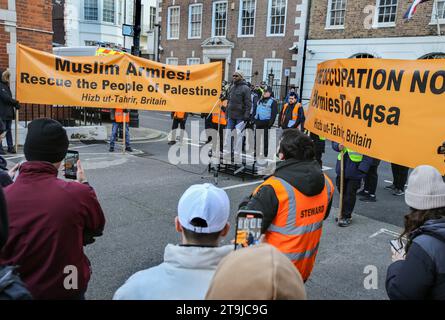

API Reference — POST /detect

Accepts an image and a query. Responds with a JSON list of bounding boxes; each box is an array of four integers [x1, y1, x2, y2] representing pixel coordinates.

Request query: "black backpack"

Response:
[[0, 265, 32, 300]]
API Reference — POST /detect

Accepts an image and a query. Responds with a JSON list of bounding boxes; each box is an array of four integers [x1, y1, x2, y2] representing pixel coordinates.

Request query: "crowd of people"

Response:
[[0, 116, 443, 300], [0, 69, 444, 300]]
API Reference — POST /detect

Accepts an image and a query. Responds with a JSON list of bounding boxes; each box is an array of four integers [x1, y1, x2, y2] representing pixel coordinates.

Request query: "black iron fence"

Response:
[[20, 104, 103, 128]]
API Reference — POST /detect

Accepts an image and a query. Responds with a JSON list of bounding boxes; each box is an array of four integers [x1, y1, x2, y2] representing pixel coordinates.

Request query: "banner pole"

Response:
[[122, 113, 127, 154], [206, 99, 222, 121], [15, 109, 19, 152], [338, 148, 345, 223]]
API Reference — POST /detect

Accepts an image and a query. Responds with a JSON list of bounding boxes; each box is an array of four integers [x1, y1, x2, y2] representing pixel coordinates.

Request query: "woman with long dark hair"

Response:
[[386, 165, 445, 300]]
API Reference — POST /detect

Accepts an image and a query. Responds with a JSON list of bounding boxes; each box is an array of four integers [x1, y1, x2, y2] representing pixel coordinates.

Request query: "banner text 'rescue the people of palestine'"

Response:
[[16, 44, 222, 113], [305, 58, 445, 174]]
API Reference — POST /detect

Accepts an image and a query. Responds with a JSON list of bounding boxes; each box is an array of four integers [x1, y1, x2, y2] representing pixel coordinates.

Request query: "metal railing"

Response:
[[20, 104, 103, 128]]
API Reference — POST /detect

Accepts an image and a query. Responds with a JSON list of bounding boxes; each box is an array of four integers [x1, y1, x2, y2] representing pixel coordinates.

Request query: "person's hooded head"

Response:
[[205, 244, 307, 300], [0, 188, 8, 250], [24, 118, 69, 166]]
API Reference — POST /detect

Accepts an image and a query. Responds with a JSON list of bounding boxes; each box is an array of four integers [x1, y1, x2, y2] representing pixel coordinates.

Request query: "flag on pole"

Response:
[[404, 0, 431, 20]]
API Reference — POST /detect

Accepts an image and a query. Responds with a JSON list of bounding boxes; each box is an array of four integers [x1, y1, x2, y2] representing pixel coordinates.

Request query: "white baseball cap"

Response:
[[178, 183, 230, 234]]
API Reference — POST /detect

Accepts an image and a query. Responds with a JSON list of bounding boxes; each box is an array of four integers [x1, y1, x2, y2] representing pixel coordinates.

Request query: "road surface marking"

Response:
[[222, 180, 263, 190], [369, 228, 401, 239], [384, 180, 408, 187]]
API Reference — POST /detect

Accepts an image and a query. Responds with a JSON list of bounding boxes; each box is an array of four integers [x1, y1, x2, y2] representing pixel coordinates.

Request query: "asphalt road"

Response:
[[3, 110, 411, 300]]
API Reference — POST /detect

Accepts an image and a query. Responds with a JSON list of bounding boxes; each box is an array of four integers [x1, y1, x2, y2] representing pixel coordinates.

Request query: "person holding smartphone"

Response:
[[0, 118, 105, 300], [239, 129, 334, 282], [386, 165, 445, 300]]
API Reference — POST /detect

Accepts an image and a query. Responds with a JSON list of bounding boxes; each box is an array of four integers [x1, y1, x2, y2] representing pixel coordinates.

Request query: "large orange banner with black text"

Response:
[[16, 44, 222, 113], [306, 59, 445, 174]]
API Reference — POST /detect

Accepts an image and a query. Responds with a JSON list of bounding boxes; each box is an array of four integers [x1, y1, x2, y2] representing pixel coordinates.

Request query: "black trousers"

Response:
[[209, 123, 225, 153], [0, 120, 13, 149], [172, 119, 186, 130], [314, 150, 323, 168], [391, 163, 409, 191], [364, 163, 380, 195], [336, 177, 361, 219]]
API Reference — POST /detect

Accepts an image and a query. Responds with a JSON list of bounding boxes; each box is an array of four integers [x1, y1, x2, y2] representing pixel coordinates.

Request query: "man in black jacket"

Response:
[[0, 69, 20, 154], [224, 71, 252, 157]]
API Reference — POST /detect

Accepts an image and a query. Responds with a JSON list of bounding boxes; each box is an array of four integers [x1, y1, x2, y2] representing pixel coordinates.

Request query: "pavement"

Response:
[[2, 111, 410, 300]]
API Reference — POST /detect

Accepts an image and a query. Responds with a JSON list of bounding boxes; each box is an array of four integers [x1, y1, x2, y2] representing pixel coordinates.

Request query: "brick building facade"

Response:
[[158, 0, 307, 97], [0, 0, 53, 95], [301, 0, 445, 100]]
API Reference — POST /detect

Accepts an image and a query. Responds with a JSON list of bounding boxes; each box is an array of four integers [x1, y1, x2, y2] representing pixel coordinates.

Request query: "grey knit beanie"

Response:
[[405, 165, 445, 210]]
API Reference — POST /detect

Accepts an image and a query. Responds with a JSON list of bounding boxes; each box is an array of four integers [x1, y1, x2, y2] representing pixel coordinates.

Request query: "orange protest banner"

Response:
[[16, 44, 222, 113], [305, 58, 445, 174]]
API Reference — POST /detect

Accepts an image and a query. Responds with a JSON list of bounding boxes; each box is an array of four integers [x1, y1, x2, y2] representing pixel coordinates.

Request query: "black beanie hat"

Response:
[[24, 118, 69, 163]]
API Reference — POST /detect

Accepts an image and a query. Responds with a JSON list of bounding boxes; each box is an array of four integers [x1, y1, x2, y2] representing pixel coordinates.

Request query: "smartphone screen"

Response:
[[390, 239, 404, 253], [234, 210, 263, 250], [64, 150, 79, 179]]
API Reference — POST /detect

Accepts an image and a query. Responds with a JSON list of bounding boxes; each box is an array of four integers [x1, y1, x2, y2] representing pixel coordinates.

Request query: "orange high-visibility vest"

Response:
[[174, 112, 186, 120], [281, 103, 301, 126], [253, 174, 334, 281], [115, 109, 129, 123], [212, 100, 227, 126]]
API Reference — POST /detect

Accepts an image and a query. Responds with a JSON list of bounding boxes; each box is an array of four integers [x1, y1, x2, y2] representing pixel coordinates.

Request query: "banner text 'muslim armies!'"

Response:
[[55, 57, 191, 81]]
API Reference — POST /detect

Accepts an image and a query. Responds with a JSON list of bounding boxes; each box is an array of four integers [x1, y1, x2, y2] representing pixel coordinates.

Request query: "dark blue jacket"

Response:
[[386, 218, 445, 300], [332, 142, 373, 180]]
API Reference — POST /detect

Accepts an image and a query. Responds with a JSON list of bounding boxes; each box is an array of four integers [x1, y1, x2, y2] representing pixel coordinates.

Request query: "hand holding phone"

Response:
[[234, 210, 263, 250], [390, 239, 406, 262], [64, 150, 79, 180]]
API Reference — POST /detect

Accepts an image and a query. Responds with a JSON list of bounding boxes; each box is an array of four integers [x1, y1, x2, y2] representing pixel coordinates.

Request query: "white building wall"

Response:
[[64, 0, 157, 54], [302, 36, 445, 103]]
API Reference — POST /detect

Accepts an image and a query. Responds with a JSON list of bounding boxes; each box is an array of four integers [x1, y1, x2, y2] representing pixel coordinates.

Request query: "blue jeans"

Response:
[[110, 122, 130, 148]]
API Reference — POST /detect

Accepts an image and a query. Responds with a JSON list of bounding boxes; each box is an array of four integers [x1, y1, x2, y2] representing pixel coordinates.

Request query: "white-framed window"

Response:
[[149, 6, 156, 30], [238, 0, 256, 37], [263, 59, 283, 85], [166, 57, 179, 65], [235, 58, 253, 82], [374, 0, 398, 27], [167, 6, 180, 40], [431, 0, 445, 24], [187, 58, 200, 65], [326, 0, 347, 29], [103, 0, 116, 23], [188, 4, 203, 39], [84, 0, 99, 21], [267, 0, 287, 36], [212, 1, 228, 37]]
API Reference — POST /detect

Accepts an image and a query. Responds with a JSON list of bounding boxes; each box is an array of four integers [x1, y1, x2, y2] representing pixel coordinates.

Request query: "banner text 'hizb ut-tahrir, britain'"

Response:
[[15, 44, 222, 113], [305, 58, 445, 174]]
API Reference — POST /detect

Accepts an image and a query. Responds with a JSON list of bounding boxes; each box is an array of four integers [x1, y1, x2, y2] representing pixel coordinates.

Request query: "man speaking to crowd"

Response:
[[224, 71, 252, 156]]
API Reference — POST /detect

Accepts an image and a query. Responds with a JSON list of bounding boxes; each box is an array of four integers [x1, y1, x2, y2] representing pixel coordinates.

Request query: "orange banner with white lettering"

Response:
[[306, 58, 445, 174], [16, 44, 222, 113]]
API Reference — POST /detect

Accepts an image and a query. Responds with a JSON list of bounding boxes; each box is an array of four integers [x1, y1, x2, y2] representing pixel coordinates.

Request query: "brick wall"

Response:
[[160, 0, 301, 85], [309, 0, 440, 40], [16, 0, 53, 52]]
